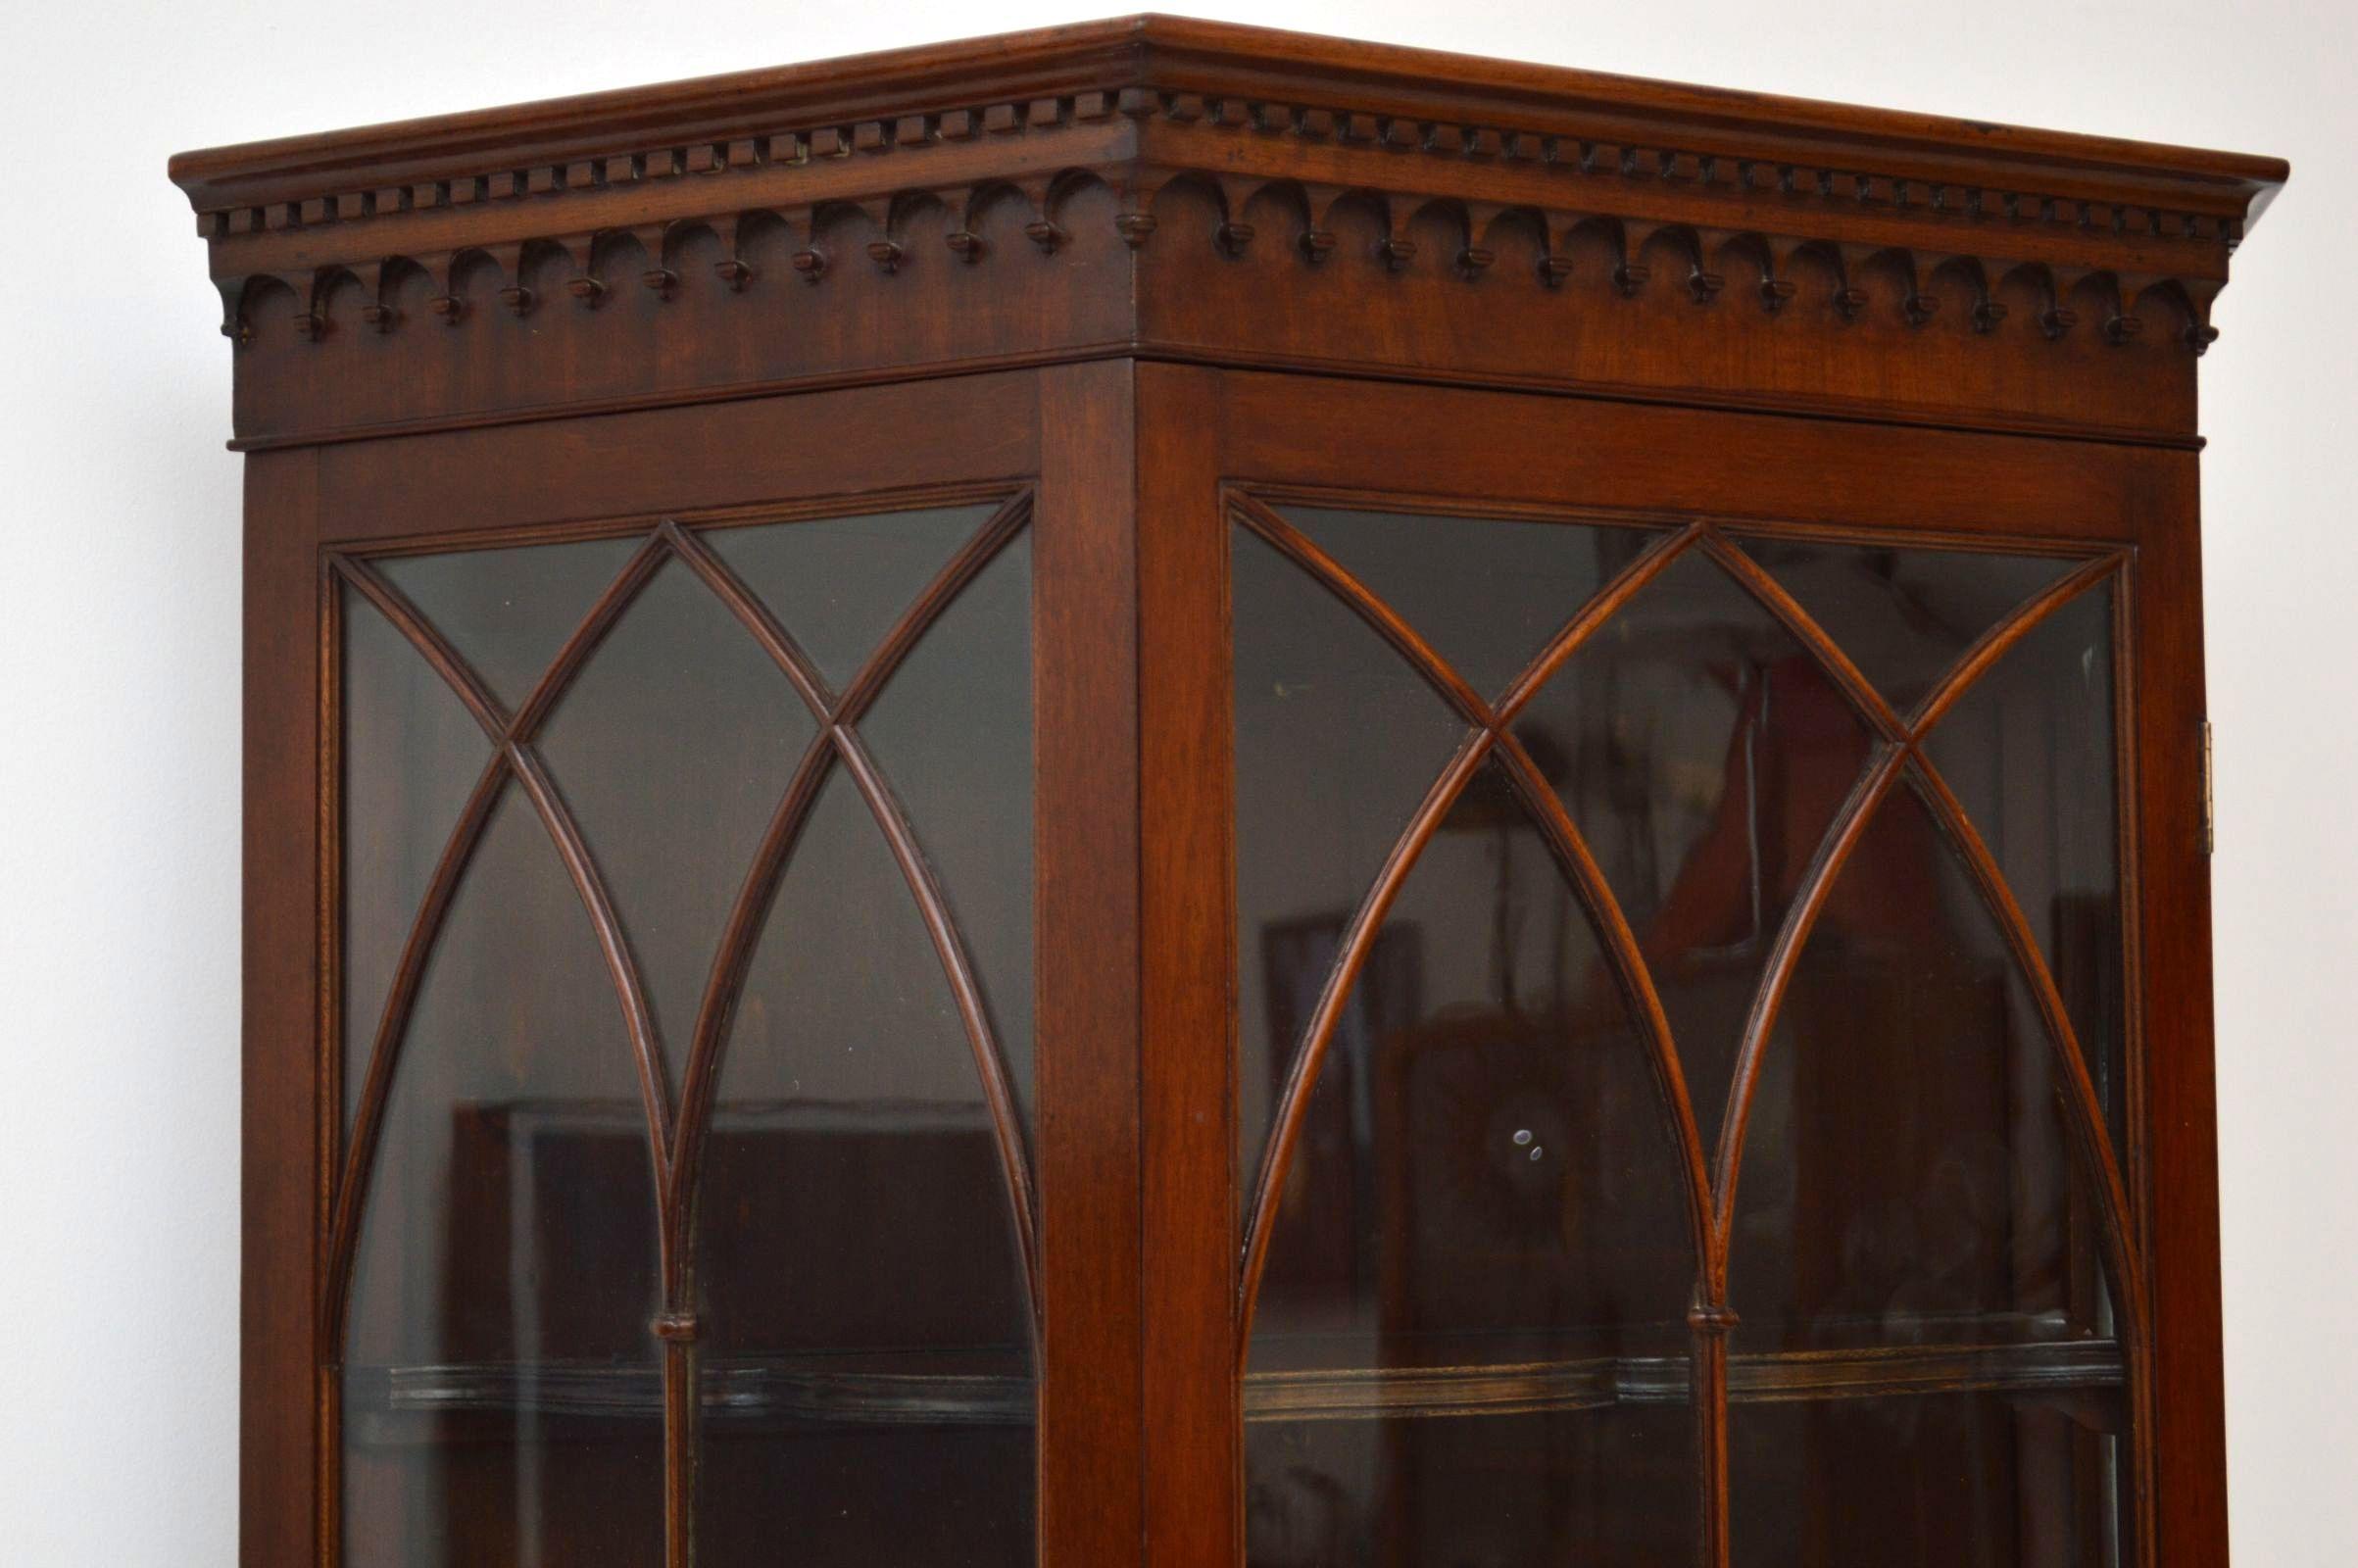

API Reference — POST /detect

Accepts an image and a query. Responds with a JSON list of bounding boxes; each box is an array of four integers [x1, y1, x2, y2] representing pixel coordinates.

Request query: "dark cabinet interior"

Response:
[[170, 17, 2282, 1567]]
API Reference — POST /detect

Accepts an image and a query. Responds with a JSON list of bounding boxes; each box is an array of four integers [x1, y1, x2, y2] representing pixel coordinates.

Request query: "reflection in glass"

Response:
[[1231, 509, 2134, 1566], [1512, 549, 1874, 1155], [343, 786, 663, 1567], [1280, 506, 1655, 701], [341, 585, 492, 1137], [536, 559, 815, 1104], [1233, 526, 1469, 1200], [1924, 586, 2124, 1152], [696, 770, 1034, 1567], [1727, 779, 2115, 1354], [1733, 1391, 2124, 1568], [1244, 758, 1697, 1565], [1734, 536, 2075, 713], [1252, 759, 1695, 1362], [706, 504, 995, 692], [340, 505, 1038, 1565], [860, 531, 1035, 1140], [377, 533, 643, 710], [1249, 1403, 1696, 1568]]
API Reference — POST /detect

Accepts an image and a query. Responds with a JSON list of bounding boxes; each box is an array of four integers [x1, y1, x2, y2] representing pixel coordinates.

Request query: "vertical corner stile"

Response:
[[1140, 368, 1242, 1568], [1033, 359, 1146, 1568]]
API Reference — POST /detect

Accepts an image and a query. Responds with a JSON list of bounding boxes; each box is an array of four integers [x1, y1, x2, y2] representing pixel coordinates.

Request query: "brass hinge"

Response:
[[2201, 720, 2215, 855]]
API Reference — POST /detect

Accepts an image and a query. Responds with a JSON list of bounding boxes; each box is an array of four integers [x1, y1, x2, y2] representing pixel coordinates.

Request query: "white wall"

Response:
[[1, 2, 2348, 1561]]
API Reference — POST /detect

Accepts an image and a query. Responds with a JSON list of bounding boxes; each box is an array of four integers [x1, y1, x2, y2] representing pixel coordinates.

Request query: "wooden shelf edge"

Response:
[[340, 1337, 2124, 1429]]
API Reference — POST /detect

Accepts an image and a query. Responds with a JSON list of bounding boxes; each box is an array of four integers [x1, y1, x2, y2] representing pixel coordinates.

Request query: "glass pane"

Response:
[[1280, 506, 1656, 701], [696, 768, 1034, 1566], [1733, 1390, 2124, 1568], [1248, 1402, 1696, 1568], [1244, 757, 1697, 1566], [1234, 526, 1469, 1202], [1923, 584, 2124, 1151], [1234, 511, 2132, 1566], [342, 586, 492, 1137], [343, 784, 662, 1567], [704, 504, 994, 693], [1727, 780, 2117, 1353], [377, 533, 643, 711], [536, 559, 816, 1104], [1251, 757, 1697, 1362], [859, 529, 1035, 1140], [1733, 535, 2075, 714], [1512, 549, 1875, 1157]]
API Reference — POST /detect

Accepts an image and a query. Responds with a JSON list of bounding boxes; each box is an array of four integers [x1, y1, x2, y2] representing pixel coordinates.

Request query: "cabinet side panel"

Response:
[[2129, 470, 2228, 1568], [244, 448, 325, 1568], [1035, 360, 1146, 1568], [1138, 364, 1241, 1568]]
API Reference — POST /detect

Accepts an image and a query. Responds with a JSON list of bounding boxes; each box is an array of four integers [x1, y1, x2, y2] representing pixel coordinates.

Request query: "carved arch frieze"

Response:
[[218, 164, 2229, 360]]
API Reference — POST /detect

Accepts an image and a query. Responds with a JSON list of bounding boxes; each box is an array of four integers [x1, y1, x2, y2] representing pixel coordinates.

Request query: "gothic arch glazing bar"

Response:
[[1697, 549, 2140, 1292], [656, 493, 1040, 1568], [1908, 756, 2148, 1333], [1234, 498, 2150, 1568], [1231, 495, 1710, 1334], [661, 494, 1040, 1318], [328, 493, 1045, 1568], [323, 541, 675, 1346], [1232, 496, 1733, 1568], [1699, 538, 2142, 1568]]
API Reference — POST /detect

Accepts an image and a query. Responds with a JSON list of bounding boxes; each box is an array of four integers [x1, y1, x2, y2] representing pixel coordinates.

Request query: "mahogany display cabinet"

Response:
[[169, 17, 2286, 1568]]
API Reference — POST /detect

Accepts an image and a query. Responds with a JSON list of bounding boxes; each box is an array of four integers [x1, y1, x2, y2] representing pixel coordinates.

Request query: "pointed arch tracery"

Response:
[[323, 490, 1044, 1564], [1229, 489, 2147, 1565], [328, 488, 1041, 1334]]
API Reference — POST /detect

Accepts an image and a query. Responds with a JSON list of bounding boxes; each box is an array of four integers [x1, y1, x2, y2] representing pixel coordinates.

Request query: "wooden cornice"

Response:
[[171, 15, 2283, 255], [171, 16, 2286, 448]]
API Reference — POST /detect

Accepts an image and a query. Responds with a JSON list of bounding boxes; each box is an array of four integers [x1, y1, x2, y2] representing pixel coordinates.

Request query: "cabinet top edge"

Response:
[[167, 13, 2285, 231]]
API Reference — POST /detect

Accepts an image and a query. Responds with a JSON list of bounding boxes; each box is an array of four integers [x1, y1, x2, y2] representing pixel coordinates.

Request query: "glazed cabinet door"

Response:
[[1136, 366, 2215, 1568], [330, 492, 1040, 1567], [245, 369, 1144, 1568]]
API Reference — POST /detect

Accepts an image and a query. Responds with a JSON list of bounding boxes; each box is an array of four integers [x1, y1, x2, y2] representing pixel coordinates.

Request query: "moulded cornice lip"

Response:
[[1130, 16, 2286, 220], [167, 18, 1157, 217], [168, 13, 2286, 231]]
